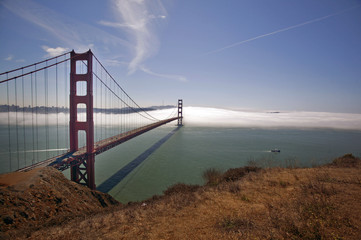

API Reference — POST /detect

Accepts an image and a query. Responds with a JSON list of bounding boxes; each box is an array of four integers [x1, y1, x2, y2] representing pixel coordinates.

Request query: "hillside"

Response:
[[1, 154, 361, 239], [0, 167, 119, 239]]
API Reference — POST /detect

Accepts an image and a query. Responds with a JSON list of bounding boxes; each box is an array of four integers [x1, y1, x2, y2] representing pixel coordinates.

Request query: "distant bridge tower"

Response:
[[69, 50, 95, 190], [178, 99, 183, 126]]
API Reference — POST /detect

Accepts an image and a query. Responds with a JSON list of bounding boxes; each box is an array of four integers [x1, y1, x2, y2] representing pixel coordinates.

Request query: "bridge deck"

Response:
[[17, 117, 179, 172]]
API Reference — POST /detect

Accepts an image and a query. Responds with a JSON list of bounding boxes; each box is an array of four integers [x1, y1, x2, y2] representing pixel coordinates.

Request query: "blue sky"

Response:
[[1, 0, 361, 113]]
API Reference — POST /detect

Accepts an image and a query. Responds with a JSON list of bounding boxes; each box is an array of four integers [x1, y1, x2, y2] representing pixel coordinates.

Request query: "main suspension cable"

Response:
[[92, 54, 160, 122], [0, 51, 70, 76]]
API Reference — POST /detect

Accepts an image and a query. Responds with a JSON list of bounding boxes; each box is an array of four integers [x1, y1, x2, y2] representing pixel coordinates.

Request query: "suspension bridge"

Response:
[[0, 50, 183, 190]]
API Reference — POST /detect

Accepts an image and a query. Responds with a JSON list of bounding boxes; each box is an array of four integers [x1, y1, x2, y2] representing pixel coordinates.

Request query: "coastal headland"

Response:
[[1, 154, 360, 239]]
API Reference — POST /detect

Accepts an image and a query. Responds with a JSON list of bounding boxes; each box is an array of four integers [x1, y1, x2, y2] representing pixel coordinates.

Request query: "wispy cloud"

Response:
[[2, 0, 129, 56], [2, 0, 186, 82], [4, 54, 25, 62], [100, 0, 167, 75], [140, 66, 187, 82], [104, 59, 128, 67], [100, 0, 187, 82], [205, 4, 361, 55]]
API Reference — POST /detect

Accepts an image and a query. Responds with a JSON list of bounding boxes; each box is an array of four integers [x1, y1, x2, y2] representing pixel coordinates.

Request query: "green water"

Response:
[[1, 124, 361, 203], [85, 126, 361, 203]]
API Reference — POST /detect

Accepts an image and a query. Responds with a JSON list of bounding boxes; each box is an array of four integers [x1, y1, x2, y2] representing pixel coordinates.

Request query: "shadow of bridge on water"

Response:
[[96, 126, 182, 193]]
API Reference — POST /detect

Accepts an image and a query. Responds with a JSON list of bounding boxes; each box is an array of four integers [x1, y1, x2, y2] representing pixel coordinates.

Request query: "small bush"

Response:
[[240, 194, 250, 202], [202, 168, 223, 186], [219, 182, 241, 193], [331, 154, 361, 168], [222, 166, 261, 182], [279, 180, 289, 188], [163, 183, 200, 209], [163, 183, 200, 196]]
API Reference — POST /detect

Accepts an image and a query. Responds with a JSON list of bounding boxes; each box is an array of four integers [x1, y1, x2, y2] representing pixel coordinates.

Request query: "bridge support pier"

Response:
[[69, 50, 95, 190], [178, 99, 183, 126]]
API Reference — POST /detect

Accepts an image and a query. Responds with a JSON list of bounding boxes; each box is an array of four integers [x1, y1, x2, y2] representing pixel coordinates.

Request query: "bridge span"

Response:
[[17, 116, 180, 172], [0, 50, 183, 189]]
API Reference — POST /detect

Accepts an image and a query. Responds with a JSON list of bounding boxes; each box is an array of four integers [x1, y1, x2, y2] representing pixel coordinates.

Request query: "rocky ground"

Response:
[[1, 154, 361, 239]]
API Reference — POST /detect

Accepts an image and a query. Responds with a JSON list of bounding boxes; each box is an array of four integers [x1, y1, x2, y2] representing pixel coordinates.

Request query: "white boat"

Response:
[[271, 149, 280, 153]]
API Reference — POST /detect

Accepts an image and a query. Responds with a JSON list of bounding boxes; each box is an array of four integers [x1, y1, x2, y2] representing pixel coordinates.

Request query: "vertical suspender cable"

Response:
[[31, 72, 35, 165], [100, 67, 103, 140], [64, 55, 68, 150], [110, 77, 116, 132], [109, 75, 112, 136], [126, 95, 128, 132], [22, 69, 26, 165], [127, 96, 129, 131], [106, 73, 109, 137], [6, 74, 12, 171], [109, 74, 111, 134], [120, 86, 122, 134], [106, 72, 109, 137], [15, 77, 19, 168], [35, 65, 39, 161], [105, 74, 107, 138], [122, 88, 124, 133], [94, 61, 97, 142], [110, 75, 112, 134], [116, 82, 118, 130], [45, 61, 49, 159], [56, 58, 59, 155], [125, 95, 127, 132]]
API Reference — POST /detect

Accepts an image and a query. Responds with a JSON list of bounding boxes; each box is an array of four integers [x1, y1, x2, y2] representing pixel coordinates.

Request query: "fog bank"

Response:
[[1, 107, 361, 130], [183, 107, 361, 130]]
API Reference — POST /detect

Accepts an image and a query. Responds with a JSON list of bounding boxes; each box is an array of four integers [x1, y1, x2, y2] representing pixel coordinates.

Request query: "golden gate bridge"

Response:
[[0, 50, 183, 190]]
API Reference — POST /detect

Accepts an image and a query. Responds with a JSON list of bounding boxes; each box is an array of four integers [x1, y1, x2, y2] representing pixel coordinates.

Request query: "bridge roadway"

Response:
[[17, 117, 180, 172]]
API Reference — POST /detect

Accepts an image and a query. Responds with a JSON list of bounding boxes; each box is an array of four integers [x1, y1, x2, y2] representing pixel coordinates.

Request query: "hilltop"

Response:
[[1, 154, 361, 239]]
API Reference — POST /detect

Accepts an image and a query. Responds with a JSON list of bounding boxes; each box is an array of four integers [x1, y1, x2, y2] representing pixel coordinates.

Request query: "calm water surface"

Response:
[[78, 126, 361, 203], [1, 124, 361, 203]]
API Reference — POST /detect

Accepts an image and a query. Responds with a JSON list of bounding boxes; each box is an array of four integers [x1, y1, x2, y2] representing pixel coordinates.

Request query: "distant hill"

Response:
[[0, 104, 175, 114]]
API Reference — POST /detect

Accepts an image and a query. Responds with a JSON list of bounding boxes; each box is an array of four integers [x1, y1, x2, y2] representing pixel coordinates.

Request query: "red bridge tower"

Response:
[[69, 50, 95, 190]]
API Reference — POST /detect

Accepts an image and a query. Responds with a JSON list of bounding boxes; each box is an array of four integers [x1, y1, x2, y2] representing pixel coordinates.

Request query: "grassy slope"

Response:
[[3, 155, 361, 239]]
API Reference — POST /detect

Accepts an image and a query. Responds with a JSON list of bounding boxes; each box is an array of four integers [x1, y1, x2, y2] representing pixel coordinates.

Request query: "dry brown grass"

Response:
[[3, 154, 361, 239]]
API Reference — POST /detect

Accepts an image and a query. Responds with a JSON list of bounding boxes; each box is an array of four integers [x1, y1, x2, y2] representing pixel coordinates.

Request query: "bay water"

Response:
[[1, 124, 361, 203], [68, 125, 361, 203]]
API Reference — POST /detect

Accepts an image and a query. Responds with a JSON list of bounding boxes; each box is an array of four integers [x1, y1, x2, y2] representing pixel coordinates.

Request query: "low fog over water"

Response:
[[1, 106, 361, 130]]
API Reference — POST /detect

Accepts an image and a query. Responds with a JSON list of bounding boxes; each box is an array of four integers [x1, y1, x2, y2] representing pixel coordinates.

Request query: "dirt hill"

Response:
[[0, 167, 119, 239], [1, 154, 361, 239]]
